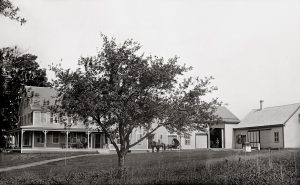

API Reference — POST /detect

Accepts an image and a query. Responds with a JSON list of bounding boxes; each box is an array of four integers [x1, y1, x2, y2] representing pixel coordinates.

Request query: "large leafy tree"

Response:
[[0, 0, 26, 24], [51, 35, 221, 170], [0, 47, 50, 147]]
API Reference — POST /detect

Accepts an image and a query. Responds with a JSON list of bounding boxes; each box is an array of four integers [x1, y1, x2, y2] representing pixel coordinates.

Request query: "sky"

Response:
[[1, 0, 300, 119]]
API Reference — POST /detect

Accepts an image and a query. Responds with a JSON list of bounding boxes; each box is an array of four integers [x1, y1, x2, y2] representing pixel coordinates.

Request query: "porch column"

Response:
[[221, 128, 224, 148], [43, 130, 48, 148], [87, 131, 90, 149], [91, 134, 93, 149], [32, 131, 35, 148], [207, 126, 210, 149], [66, 131, 69, 149], [21, 130, 24, 149]]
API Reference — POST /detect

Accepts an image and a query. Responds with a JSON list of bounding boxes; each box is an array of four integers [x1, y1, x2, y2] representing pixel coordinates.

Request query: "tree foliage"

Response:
[[0, 47, 50, 147], [51, 35, 221, 168], [0, 0, 26, 24]]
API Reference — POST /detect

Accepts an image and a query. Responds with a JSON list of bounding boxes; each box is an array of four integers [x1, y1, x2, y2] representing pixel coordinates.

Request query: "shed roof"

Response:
[[235, 103, 300, 129]]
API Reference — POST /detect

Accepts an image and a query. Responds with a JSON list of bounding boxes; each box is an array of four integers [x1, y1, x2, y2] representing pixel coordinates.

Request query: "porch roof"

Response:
[[9, 127, 102, 133]]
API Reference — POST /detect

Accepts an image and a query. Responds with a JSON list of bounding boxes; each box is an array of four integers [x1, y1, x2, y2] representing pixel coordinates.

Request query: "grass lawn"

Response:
[[0, 152, 97, 168], [0, 149, 299, 185]]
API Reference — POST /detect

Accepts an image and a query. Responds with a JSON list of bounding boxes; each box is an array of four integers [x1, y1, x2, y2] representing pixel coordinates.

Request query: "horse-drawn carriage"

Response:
[[150, 138, 180, 152]]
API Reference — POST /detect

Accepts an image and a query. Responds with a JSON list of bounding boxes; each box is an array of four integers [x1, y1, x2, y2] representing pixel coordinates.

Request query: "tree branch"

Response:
[[128, 124, 161, 149], [94, 115, 120, 154]]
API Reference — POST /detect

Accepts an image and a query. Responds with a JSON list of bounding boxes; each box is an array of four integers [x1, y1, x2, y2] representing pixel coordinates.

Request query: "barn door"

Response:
[[195, 134, 207, 148]]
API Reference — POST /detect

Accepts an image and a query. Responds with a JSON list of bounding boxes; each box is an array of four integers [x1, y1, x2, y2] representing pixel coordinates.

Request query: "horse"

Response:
[[150, 141, 166, 152]]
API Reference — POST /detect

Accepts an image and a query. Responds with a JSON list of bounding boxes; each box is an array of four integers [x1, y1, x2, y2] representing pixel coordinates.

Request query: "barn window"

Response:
[[184, 134, 191, 145], [274, 132, 279, 143]]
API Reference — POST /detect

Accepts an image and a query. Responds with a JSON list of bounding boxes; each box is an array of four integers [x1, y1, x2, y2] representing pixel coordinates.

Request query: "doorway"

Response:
[[210, 128, 222, 148]]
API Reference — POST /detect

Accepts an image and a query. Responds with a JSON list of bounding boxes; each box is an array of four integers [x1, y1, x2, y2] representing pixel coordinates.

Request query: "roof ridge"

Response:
[[260, 103, 300, 110]]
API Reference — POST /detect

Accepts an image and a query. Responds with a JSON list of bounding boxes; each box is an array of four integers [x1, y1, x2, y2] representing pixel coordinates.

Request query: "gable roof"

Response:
[[214, 106, 240, 124], [24, 86, 58, 110], [23, 87, 240, 124], [235, 103, 300, 129]]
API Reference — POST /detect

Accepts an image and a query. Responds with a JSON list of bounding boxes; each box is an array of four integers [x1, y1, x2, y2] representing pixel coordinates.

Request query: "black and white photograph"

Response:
[[0, 0, 299, 184]]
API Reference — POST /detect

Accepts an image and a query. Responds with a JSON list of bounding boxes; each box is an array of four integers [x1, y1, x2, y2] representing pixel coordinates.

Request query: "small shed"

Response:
[[234, 103, 300, 149]]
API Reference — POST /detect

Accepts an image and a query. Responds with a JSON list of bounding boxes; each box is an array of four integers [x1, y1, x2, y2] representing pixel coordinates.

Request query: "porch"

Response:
[[7, 128, 110, 153]]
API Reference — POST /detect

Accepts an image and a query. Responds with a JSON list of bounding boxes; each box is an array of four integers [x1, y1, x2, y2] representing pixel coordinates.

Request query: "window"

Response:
[[69, 132, 77, 143], [247, 131, 260, 148], [236, 134, 246, 144], [298, 114, 300, 123], [184, 134, 191, 145], [41, 112, 47, 123], [50, 113, 54, 123], [52, 133, 59, 144], [274, 132, 279, 143], [36, 132, 44, 143]]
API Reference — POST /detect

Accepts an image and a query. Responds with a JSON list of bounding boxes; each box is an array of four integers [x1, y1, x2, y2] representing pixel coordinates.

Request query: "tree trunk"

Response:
[[118, 153, 125, 168], [117, 152, 126, 178]]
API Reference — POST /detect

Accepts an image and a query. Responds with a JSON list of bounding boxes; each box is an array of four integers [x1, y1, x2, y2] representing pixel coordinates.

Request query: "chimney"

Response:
[[259, 100, 264, 110]]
